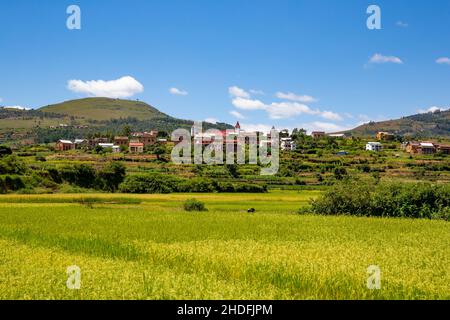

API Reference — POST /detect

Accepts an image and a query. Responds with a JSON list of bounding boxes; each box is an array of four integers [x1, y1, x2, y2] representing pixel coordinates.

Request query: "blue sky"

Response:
[[1, 0, 450, 133]]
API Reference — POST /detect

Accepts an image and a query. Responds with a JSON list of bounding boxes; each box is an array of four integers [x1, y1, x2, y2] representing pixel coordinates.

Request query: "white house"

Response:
[[112, 146, 121, 153], [366, 142, 382, 152], [280, 138, 297, 151], [98, 143, 114, 149]]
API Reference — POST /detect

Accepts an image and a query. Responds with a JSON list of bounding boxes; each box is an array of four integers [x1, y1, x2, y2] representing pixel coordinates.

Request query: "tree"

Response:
[[153, 146, 166, 160], [0, 146, 12, 157], [121, 125, 132, 137], [98, 162, 126, 192]]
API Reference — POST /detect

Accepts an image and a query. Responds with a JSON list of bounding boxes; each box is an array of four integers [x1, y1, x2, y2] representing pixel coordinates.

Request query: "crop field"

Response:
[[0, 190, 448, 300]]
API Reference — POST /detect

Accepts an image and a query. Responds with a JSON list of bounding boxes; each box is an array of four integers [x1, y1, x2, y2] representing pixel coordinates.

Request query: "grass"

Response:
[[0, 190, 448, 300]]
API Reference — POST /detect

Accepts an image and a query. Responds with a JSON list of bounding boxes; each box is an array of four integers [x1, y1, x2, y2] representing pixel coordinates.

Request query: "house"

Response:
[[280, 138, 297, 151], [112, 146, 121, 153], [366, 142, 382, 152], [157, 139, 168, 144], [418, 142, 436, 155], [88, 137, 109, 148], [437, 145, 450, 155], [405, 142, 437, 155], [405, 142, 421, 153], [376, 132, 395, 141], [328, 133, 346, 139], [311, 131, 326, 139], [55, 140, 74, 151], [129, 142, 144, 153], [74, 139, 88, 149], [131, 132, 157, 146], [98, 143, 115, 149], [114, 136, 129, 146]]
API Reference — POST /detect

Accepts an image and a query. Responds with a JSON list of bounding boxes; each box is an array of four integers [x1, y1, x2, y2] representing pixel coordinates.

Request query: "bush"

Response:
[[97, 162, 126, 192], [119, 174, 180, 193], [60, 164, 97, 189], [183, 199, 207, 212], [0, 175, 26, 193], [309, 178, 450, 220], [0, 155, 28, 175]]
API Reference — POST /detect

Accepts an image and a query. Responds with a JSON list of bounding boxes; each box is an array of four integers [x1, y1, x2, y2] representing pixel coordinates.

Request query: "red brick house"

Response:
[[55, 140, 74, 151]]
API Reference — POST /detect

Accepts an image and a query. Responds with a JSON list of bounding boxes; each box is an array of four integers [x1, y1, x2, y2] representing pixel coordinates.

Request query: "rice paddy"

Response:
[[0, 190, 448, 300]]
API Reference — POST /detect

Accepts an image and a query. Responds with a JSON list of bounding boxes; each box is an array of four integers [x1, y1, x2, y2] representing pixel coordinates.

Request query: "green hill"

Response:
[[39, 98, 167, 121], [0, 98, 233, 144], [345, 109, 450, 138]]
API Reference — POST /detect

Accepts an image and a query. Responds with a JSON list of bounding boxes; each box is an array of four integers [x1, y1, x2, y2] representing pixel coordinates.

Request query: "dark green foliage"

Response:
[[226, 164, 240, 178], [119, 174, 267, 194], [0, 175, 26, 193], [308, 178, 450, 220], [119, 174, 180, 194], [0, 155, 28, 175], [60, 164, 97, 189], [97, 162, 126, 192], [0, 146, 12, 157], [183, 199, 207, 212]]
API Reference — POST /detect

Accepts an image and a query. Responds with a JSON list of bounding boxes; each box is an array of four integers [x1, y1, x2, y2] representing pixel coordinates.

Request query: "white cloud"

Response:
[[369, 53, 403, 64], [396, 21, 408, 28], [436, 57, 450, 65], [204, 118, 218, 124], [418, 106, 448, 114], [169, 87, 188, 96], [229, 110, 245, 119], [228, 87, 343, 121], [249, 89, 265, 95], [3, 105, 31, 110], [300, 121, 351, 134], [266, 102, 314, 119], [275, 92, 318, 103], [67, 76, 143, 99], [320, 110, 343, 121], [240, 123, 274, 133], [232, 97, 266, 110], [229, 86, 250, 99]]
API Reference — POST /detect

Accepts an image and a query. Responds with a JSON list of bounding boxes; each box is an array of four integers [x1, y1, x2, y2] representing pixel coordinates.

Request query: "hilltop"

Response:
[[345, 109, 450, 138], [39, 98, 168, 121], [0, 98, 232, 144]]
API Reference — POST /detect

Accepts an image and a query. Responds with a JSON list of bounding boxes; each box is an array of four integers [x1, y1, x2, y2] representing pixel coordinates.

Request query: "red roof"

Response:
[[235, 121, 241, 129]]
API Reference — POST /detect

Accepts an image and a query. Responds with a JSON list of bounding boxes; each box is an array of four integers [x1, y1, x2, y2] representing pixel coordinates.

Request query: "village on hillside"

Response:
[[52, 122, 450, 156]]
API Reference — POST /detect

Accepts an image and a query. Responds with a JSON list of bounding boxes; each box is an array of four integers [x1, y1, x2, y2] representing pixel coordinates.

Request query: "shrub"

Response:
[[97, 162, 126, 192], [0, 155, 28, 175], [119, 174, 180, 194], [309, 178, 450, 220], [60, 164, 97, 189], [183, 199, 207, 212], [0, 175, 26, 193]]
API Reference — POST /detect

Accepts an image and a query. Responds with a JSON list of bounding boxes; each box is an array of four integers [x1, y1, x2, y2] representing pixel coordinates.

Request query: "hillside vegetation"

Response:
[[346, 110, 450, 138], [39, 98, 168, 121]]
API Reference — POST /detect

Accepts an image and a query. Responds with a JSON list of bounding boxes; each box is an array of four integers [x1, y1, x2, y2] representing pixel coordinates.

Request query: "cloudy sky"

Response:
[[1, 0, 450, 133]]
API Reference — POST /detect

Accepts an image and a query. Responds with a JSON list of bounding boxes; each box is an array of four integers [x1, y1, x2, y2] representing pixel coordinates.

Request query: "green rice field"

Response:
[[0, 191, 448, 300]]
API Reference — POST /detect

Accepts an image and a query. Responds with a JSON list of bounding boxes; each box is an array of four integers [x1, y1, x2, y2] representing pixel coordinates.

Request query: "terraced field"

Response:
[[0, 191, 448, 300]]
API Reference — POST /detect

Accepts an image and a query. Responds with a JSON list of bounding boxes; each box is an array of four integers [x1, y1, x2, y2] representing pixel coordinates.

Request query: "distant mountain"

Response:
[[39, 98, 168, 121], [345, 110, 450, 138]]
